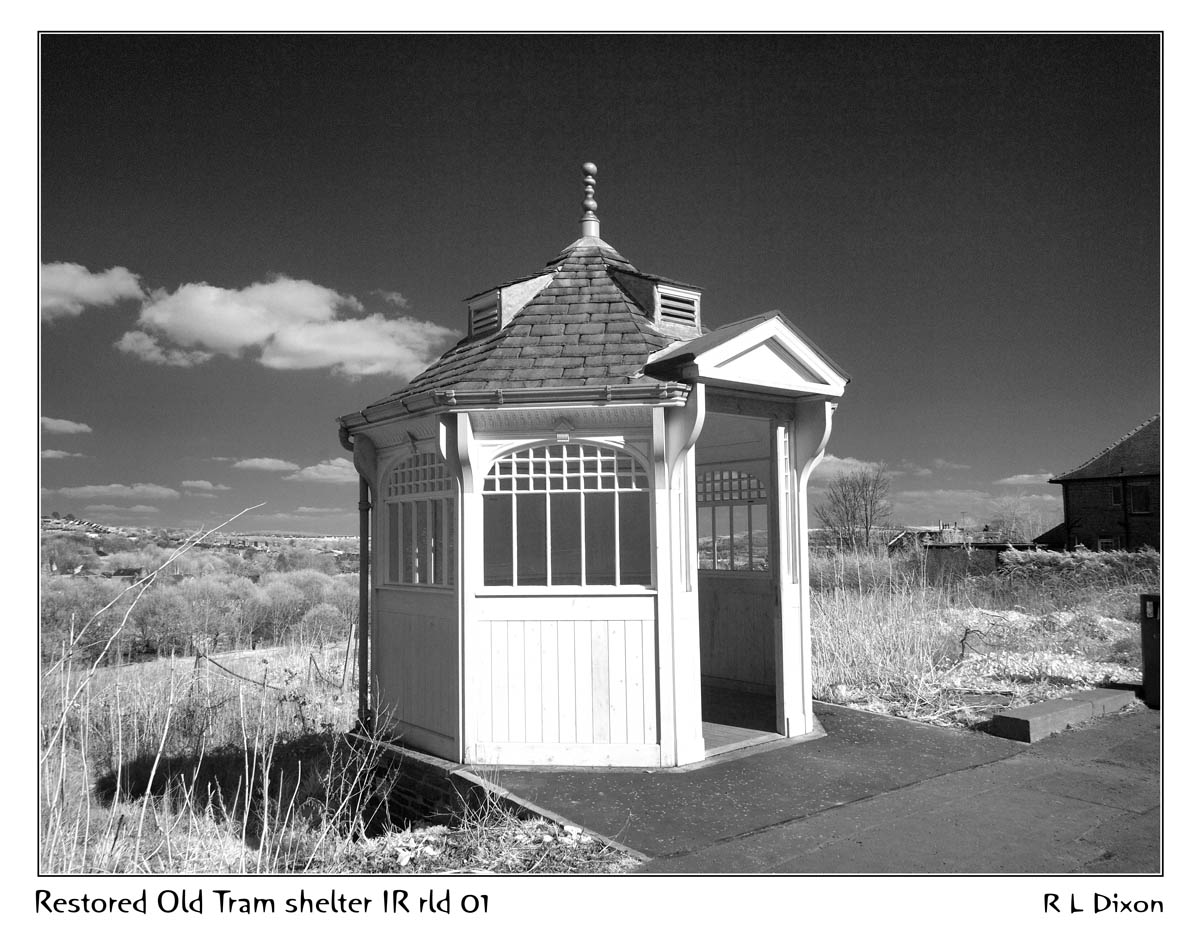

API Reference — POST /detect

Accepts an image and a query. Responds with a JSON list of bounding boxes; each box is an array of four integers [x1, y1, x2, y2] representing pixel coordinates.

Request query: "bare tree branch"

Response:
[[814, 464, 893, 550]]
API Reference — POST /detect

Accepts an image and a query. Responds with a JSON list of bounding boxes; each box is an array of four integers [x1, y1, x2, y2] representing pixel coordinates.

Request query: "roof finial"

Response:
[[581, 162, 599, 238]]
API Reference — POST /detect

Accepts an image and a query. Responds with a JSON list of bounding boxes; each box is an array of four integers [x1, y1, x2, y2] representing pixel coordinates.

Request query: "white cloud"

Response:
[[41, 262, 144, 321], [116, 274, 458, 378], [232, 458, 300, 472], [994, 473, 1055, 486], [56, 483, 180, 500], [84, 504, 160, 515], [374, 289, 410, 308], [283, 458, 358, 483], [115, 331, 214, 367], [41, 416, 92, 434], [181, 480, 231, 491], [810, 454, 884, 484], [890, 488, 1060, 528], [895, 488, 996, 507], [262, 314, 459, 378], [295, 506, 346, 514], [138, 277, 356, 354], [41, 449, 85, 459], [932, 458, 971, 471]]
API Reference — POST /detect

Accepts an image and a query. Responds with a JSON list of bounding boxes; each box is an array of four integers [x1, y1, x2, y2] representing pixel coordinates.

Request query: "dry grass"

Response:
[[809, 547, 1156, 727], [40, 643, 638, 874], [39, 519, 635, 875]]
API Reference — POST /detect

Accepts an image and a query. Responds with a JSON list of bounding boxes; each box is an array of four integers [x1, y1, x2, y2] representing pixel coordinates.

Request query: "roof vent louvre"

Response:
[[468, 290, 501, 337], [655, 284, 701, 333]]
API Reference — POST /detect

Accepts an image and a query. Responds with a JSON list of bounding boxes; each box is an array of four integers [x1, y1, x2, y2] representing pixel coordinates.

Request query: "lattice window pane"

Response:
[[482, 443, 651, 587], [697, 468, 771, 573], [382, 452, 455, 587]]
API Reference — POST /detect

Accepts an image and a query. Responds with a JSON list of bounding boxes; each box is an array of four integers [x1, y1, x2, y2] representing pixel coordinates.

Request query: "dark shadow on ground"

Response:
[[91, 731, 396, 846]]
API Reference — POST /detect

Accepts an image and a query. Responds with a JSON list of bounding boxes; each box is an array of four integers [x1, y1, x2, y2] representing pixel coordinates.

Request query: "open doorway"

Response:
[[694, 410, 780, 754]]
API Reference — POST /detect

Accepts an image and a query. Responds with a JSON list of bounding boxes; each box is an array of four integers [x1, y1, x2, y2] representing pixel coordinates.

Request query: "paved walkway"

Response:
[[482, 702, 1160, 873]]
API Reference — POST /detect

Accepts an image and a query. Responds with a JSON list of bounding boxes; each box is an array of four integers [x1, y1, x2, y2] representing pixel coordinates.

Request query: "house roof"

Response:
[[1050, 415, 1161, 482], [355, 234, 687, 419]]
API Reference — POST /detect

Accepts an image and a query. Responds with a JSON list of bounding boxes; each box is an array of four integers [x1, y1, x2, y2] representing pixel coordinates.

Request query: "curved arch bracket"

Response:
[[666, 382, 706, 487], [350, 432, 379, 488]]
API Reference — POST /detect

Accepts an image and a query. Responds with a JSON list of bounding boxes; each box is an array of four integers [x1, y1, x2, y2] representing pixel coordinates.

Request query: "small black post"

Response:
[[1139, 593, 1160, 710], [358, 475, 373, 732]]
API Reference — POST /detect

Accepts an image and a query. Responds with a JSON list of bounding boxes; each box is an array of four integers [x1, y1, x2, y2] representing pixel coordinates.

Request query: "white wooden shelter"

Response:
[[338, 165, 848, 767]]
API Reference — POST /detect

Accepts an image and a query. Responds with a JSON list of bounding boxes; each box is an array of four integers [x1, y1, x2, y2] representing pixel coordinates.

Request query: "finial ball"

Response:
[[582, 162, 598, 177]]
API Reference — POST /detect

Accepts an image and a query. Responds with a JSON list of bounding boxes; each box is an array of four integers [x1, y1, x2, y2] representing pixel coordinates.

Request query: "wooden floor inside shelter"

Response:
[[701, 684, 780, 757]]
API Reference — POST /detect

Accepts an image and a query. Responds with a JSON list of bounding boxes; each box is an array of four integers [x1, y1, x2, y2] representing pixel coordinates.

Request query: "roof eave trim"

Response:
[[340, 382, 692, 431]]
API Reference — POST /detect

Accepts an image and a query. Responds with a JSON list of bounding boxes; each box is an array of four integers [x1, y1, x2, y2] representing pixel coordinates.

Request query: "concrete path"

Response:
[[483, 702, 1160, 874]]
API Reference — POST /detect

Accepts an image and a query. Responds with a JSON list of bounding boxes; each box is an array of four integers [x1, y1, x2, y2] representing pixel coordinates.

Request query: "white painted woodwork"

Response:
[[467, 594, 659, 765], [785, 399, 837, 738], [373, 586, 458, 759], [350, 339, 837, 766], [662, 391, 707, 765], [714, 339, 822, 389], [647, 314, 847, 399]]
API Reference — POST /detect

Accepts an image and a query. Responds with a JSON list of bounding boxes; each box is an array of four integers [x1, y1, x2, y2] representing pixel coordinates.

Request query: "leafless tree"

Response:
[[814, 464, 894, 551], [988, 495, 1051, 542]]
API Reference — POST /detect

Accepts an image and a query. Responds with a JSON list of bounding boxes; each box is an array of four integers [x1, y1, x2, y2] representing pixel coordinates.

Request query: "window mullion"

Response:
[[747, 501, 753, 568], [426, 499, 435, 585], [727, 504, 733, 570]]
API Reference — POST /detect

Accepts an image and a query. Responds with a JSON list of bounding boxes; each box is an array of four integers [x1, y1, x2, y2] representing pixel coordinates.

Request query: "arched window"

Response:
[[383, 452, 456, 586], [696, 469, 769, 571], [482, 443, 652, 587]]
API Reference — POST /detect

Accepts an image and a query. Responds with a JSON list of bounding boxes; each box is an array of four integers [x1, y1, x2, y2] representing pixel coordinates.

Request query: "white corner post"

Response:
[[446, 411, 478, 763], [660, 385, 707, 765], [777, 398, 836, 737]]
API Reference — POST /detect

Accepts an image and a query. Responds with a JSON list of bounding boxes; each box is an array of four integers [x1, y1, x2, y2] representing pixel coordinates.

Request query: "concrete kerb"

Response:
[[351, 733, 648, 861], [990, 688, 1138, 743]]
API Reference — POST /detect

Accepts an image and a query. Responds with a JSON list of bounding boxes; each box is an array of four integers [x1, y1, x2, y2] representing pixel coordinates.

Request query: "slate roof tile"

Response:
[[365, 235, 686, 411]]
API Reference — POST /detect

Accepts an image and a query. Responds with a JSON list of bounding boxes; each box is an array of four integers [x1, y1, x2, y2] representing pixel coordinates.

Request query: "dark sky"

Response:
[[39, 34, 1161, 532]]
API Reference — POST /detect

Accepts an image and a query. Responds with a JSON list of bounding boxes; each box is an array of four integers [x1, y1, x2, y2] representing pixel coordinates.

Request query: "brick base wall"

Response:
[[356, 736, 529, 827]]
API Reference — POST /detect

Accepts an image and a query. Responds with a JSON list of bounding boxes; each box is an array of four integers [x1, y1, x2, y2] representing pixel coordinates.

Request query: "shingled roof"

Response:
[[1050, 415, 1161, 482], [361, 234, 691, 415]]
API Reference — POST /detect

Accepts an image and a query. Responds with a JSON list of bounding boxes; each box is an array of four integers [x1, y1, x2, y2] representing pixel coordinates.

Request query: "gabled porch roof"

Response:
[[643, 311, 849, 398]]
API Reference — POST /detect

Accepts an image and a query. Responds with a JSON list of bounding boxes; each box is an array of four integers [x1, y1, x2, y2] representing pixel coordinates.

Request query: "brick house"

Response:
[[1041, 415, 1160, 551]]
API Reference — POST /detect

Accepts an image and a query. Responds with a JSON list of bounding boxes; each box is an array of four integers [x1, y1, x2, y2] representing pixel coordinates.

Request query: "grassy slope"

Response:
[[40, 532, 1157, 873]]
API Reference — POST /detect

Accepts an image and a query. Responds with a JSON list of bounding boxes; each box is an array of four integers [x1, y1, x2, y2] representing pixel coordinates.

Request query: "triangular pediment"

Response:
[[713, 338, 822, 385], [645, 313, 847, 398]]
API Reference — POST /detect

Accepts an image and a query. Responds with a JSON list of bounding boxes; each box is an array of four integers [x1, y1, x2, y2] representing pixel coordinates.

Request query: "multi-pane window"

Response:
[[1129, 484, 1152, 514], [1110, 485, 1122, 506], [383, 453, 456, 586], [696, 469, 769, 572], [482, 444, 652, 587]]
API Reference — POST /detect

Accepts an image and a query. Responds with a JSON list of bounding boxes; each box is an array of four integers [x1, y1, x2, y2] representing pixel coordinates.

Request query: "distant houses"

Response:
[[1037, 415, 1161, 551]]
